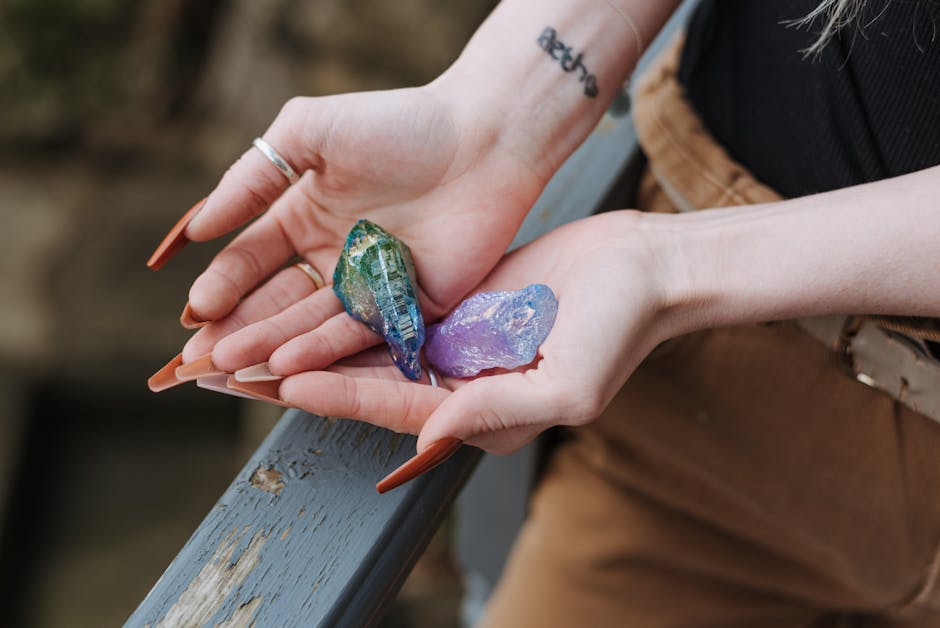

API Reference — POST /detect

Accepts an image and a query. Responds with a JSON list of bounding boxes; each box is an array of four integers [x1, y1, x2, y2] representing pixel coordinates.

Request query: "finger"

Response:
[[185, 97, 324, 241], [208, 286, 345, 371], [182, 264, 328, 362], [279, 372, 450, 434], [332, 346, 403, 369], [186, 214, 296, 322], [187, 168, 337, 322], [416, 368, 596, 455], [328, 359, 439, 386], [267, 311, 384, 375]]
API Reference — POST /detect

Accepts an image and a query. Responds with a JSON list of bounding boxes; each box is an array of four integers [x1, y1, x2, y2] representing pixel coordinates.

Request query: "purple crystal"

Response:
[[426, 284, 558, 378]]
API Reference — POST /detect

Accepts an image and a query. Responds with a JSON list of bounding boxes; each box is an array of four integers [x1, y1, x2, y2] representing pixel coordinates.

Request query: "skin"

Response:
[[176, 0, 940, 455]]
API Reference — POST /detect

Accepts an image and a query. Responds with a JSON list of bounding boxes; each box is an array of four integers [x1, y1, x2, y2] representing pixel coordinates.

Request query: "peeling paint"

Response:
[[216, 595, 264, 628], [249, 465, 285, 495], [355, 427, 369, 445], [156, 528, 267, 627], [279, 525, 292, 541], [595, 114, 617, 134]]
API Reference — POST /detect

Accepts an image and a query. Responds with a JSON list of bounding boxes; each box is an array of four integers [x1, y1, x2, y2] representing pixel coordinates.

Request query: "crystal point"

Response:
[[426, 284, 558, 378], [333, 220, 425, 379]]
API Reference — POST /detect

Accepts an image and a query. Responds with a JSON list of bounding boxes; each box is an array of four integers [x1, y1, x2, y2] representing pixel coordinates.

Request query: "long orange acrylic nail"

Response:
[[180, 302, 209, 329], [175, 353, 224, 381], [226, 376, 290, 407], [375, 437, 463, 494], [148, 352, 185, 392], [146, 198, 206, 271]]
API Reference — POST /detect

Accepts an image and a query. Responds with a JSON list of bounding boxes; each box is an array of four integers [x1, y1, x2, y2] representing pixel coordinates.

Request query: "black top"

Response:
[[678, 0, 940, 198]]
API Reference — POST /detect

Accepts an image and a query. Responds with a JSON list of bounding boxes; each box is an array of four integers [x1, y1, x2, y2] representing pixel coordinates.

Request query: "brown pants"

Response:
[[480, 39, 940, 628]]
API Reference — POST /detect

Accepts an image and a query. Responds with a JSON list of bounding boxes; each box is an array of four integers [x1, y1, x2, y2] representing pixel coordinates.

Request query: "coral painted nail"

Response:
[[146, 198, 206, 271], [180, 302, 209, 329], [375, 437, 462, 494], [148, 353, 185, 392], [175, 353, 223, 381]]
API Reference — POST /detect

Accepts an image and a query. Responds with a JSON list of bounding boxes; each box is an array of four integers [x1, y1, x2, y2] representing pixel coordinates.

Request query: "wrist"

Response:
[[429, 0, 675, 182], [630, 209, 730, 342]]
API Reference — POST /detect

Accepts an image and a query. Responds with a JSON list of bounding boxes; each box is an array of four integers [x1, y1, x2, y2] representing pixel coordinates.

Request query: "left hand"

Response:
[[272, 210, 679, 455]]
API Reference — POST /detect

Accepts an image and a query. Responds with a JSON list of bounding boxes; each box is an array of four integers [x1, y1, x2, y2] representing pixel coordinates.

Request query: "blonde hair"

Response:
[[789, 0, 871, 57]]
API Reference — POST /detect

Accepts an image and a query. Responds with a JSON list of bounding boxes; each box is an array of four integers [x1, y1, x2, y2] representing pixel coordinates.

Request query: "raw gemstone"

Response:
[[426, 284, 558, 378], [333, 220, 425, 380]]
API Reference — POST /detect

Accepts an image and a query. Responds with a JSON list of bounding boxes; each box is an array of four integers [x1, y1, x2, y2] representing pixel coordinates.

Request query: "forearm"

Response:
[[647, 166, 940, 336], [430, 0, 679, 182]]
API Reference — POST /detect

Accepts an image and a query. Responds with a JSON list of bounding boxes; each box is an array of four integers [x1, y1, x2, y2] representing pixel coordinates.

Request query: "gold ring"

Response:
[[294, 261, 325, 289]]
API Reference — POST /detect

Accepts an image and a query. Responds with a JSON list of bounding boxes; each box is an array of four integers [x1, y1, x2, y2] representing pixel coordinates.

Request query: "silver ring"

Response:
[[427, 366, 447, 389], [253, 137, 300, 184], [294, 261, 325, 289]]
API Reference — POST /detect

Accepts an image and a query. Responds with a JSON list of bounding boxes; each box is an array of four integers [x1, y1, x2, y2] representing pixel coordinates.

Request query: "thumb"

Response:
[[418, 370, 593, 455]]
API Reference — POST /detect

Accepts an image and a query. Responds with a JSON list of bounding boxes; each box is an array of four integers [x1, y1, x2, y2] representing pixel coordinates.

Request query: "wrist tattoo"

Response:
[[536, 26, 599, 98]]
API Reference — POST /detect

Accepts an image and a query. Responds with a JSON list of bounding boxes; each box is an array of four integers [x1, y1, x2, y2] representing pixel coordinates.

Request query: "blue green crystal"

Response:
[[333, 220, 425, 380]]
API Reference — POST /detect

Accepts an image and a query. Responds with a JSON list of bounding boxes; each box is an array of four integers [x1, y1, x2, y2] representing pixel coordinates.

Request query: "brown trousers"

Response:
[[480, 39, 940, 628]]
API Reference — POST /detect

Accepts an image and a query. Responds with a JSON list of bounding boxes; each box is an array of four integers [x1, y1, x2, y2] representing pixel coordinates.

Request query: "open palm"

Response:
[[253, 211, 672, 455], [179, 86, 545, 367]]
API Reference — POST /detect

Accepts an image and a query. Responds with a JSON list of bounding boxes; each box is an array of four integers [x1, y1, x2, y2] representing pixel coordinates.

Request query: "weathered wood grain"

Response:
[[128, 411, 480, 627]]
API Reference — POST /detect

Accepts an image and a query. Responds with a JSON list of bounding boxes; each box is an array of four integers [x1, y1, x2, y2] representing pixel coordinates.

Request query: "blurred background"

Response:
[[0, 0, 496, 625]]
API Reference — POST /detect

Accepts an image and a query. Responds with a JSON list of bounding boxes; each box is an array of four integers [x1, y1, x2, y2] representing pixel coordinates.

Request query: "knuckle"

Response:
[[342, 377, 361, 418], [474, 406, 512, 435], [267, 276, 301, 313], [221, 245, 265, 289], [220, 155, 280, 216], [195, 266, 241, 314], [278, 96, 306, 120], [301, 332, 335, 369], [399, 386, 428, 434], [236, 176, 277, 216]]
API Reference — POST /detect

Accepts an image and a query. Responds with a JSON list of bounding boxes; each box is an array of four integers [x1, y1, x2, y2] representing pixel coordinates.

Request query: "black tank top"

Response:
[[677, 0, 940, 198]]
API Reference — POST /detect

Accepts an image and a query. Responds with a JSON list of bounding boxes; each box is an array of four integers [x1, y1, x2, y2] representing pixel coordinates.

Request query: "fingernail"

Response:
[[146, 198, 206, 271], [375, 437, 462, 494], [148, 352, 185, 392], [226, 376, 290, 407], [234, 362, 282, 382], [175, 353, 224, 381], [196, 375, 264, 401], [180, 302, 209, 329]]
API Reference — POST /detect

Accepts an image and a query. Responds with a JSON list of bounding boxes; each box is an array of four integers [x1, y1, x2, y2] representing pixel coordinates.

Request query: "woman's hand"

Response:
[[151, 0, 679, 370], [269, 210, 682, 455], [174, 84, 545, 366]]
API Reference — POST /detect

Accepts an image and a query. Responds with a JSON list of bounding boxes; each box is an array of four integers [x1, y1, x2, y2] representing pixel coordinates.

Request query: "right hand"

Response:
[[177, 83, 547, 372]]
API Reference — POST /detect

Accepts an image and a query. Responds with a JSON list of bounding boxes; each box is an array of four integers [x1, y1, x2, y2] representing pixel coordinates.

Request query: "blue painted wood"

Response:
[[127, 410, 480, 627]]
